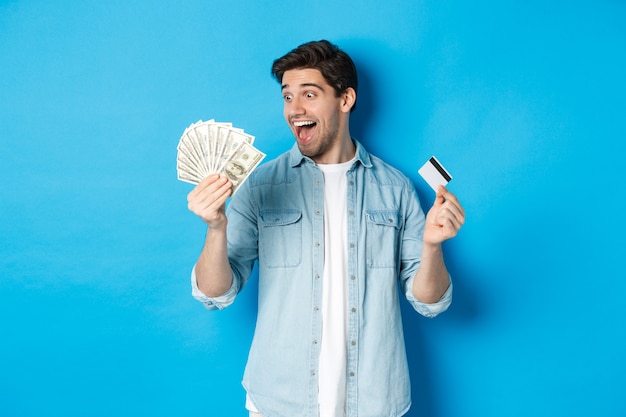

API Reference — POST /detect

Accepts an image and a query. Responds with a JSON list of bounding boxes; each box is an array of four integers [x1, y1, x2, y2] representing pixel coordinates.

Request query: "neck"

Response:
[[313, 114, 356, 164], [314, 134, 355, 164]]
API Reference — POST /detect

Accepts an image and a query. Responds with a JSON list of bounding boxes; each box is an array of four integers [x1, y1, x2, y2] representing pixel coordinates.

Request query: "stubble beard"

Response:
[[296, 116, 341, 161]]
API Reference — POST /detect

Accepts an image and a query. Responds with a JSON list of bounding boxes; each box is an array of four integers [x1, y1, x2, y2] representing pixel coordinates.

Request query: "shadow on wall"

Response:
[[344, 41, 376, 147]]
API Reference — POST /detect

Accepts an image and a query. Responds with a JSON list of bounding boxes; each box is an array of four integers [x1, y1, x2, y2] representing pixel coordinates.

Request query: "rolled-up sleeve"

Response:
[[405, 278, 453, 318], [190, 265, 238, 310]]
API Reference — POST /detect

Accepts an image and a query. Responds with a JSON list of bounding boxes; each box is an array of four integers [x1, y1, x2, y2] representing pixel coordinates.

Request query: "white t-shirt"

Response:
[[317, 160, 352, 417], [247, 159, 353, 417]]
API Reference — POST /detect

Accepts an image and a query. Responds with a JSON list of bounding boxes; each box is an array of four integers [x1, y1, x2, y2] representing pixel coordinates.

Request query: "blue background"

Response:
[[2, 1, 625, 416]]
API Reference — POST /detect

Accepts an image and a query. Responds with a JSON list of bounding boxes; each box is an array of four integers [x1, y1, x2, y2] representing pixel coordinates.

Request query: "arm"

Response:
[[187, 174, 234, 297], [412, 186, 465, 303]]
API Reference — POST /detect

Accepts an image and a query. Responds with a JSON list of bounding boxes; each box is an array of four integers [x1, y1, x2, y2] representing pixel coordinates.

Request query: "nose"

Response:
[[286, 95, 305, 117]]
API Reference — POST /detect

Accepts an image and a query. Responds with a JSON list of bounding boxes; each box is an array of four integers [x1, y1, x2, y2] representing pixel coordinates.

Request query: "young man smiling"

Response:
[[187, 40, 465, 417], [282, 67, 355, 164]]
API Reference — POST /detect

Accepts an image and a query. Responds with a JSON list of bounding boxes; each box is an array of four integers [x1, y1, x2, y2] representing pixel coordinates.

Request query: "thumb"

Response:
[[433, 185, 446, 207]]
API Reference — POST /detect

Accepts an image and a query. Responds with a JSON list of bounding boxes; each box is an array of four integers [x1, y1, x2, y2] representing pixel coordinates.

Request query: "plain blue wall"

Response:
[[2, 1, 625, 416]]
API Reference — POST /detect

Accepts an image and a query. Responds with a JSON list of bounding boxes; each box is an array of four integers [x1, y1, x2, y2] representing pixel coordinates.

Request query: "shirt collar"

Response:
[[288, 138, 373, 169]]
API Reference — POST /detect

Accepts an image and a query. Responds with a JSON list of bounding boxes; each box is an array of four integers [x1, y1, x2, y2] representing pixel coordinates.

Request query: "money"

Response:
[[176, 119, 265, 195]]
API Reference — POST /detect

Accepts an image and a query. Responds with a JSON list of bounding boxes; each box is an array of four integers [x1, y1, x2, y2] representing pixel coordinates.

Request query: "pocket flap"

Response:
[[260, 209, 302, 227], [365, 209, 402, 229]]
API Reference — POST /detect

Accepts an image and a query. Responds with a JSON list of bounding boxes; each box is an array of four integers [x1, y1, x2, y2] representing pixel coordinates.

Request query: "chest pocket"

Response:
[[365, 209, 402, 268], [259, 209, 302, 268]]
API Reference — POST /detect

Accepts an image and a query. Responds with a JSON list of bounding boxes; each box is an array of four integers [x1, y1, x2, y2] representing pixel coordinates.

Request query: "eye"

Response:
[[305, 92, 316, 99], [283, 94, 292, 102]]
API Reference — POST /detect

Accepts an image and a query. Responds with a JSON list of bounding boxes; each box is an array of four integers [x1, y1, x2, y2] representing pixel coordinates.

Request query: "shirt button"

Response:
[[351, 340, 356, 346], [349, 371, 355, 377], [349, 210, 354, 216], [351, 307, 357, 313], [349, 181, 354, 186], [350, 275, 356, 280], [315, 242, 320, 247], [314, 306, 319, 311], [349, 243, 355, 248], [313, 340, 318, 344], [315, 274, 320, 279], [315, 210, 320, 215]]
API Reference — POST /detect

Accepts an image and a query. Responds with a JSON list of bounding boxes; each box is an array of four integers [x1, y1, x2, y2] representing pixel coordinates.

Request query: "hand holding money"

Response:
[[187, 174, 232, 229], [176, 119, 265, 195]]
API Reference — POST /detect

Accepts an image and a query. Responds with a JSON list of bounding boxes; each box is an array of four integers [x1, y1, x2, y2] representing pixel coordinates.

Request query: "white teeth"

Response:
[[293, 120, 315, 127]]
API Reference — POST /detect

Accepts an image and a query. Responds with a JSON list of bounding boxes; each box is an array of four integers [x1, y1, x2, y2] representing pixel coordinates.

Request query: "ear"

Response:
[[340, 87, 357, 113]]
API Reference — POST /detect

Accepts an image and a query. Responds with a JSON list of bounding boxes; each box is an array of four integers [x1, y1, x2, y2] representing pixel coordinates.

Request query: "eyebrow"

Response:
[[281, 82, 325, 91]]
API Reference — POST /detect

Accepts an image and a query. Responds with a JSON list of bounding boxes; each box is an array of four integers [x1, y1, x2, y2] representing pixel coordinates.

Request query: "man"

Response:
[[187, 40, 465, 417]]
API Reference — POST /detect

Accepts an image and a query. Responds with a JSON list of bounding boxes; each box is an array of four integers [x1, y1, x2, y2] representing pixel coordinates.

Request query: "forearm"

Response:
[[412, 243, 450, 304], [195, 225, 234, 298]]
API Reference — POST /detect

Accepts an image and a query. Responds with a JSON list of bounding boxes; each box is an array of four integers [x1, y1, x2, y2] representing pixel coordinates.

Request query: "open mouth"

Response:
[[293, 120, 317, 142]]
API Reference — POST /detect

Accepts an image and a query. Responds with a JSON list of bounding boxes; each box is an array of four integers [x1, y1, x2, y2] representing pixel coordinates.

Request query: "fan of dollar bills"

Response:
[[176, 119, 266, 195]]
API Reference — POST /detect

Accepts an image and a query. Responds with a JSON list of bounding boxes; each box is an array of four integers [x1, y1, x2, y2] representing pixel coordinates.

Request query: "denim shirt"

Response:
[[192, 140, 452, 417]]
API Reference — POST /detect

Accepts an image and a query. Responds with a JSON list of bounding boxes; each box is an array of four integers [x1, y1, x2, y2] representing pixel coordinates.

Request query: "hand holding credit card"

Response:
[[418, 156, 452, 192]]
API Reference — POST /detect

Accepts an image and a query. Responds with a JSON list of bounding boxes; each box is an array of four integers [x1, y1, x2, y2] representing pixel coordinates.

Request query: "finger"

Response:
[[210, 180, 233, 207], [441, 202, 466, 227], [433, 185, 446, 207], [438, 188, 465, 217], [188, 174, 221, 200], [189, 187, 231, 226], [189, 175, 229, 206], [440, 217, 460, 238], [197, 188, 231, 218], [436, 204, 464, 229], [434, 189, 465, 226], [188, 176, 232, 215], [439, 205, 466, 230]]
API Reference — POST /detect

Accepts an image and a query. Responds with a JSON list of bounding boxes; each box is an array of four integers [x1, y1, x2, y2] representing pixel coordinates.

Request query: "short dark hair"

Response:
[[271, 40, 358, 111]]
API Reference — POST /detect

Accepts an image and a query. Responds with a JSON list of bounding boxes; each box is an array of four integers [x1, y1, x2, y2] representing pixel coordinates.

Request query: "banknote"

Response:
[[176, 119, 265, 195], [223, 141, 265, 194]]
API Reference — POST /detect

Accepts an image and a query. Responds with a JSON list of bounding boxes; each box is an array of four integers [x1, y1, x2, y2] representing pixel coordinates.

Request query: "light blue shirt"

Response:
[[192, 140, 452, 417]]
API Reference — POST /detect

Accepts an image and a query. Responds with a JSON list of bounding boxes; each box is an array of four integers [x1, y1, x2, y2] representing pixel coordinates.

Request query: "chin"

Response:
[[297, 143, 317, 158]]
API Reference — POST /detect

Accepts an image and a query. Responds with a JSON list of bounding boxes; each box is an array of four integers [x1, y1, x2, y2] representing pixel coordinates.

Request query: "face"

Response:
[[281, 68, 354, 163]]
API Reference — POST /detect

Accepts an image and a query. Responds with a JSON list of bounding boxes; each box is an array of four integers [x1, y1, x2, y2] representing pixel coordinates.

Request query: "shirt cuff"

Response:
[[405, 278, 453, 318], [190, 265, 238, 310]]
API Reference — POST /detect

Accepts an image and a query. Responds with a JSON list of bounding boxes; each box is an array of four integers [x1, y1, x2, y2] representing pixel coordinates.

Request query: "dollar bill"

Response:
[[176, 119, 265, 193], [222, 140, 266, 195]]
